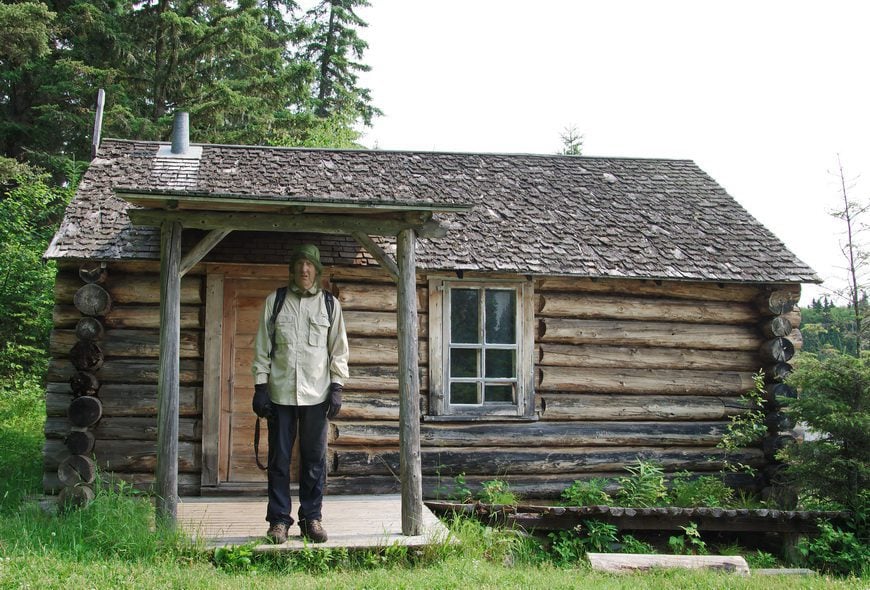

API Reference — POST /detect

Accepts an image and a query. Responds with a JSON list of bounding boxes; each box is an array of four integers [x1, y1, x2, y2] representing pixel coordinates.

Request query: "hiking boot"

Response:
[[266, 522, 289, 544], [299, 519, 328, 543]]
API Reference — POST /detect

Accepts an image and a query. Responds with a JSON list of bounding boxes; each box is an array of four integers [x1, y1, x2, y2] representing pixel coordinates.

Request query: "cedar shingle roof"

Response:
[[46, 139, 818, 283]]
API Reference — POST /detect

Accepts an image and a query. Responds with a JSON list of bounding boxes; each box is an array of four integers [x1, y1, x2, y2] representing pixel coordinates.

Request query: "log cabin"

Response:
[[43, 117, 818, 521]]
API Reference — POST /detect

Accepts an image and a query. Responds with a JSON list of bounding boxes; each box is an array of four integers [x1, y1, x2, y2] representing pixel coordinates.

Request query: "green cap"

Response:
[[289, 244, 323, 273]]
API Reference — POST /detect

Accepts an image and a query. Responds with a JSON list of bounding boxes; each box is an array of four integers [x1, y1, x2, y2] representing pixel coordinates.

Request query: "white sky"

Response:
[[356, 0, 870, 305]]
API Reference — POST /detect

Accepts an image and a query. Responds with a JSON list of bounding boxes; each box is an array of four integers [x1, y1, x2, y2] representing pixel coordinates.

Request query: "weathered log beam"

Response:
[[330, 446, 764, 477], [45, 383, 201, 417], [336, 283, 427, 311], [586, 553, 749, 575], [43, 471, 201, 496], [537, 394, 749, 421], [344, 310, 428, 338], [45, 416, 201, 442], [538, 366, 755, 395], [68, 395, 102, 428], [761, 316, 794, 338], [47, 359, 203, 385], [52, 329, 202, 359], [329, 420, 729, 447], [757, 289, 800, 316], [350, 232, 399, 281], [74, 283, 112, 316], [54, 305, 202, 330], [179, 228, 232, 277], [536, 278, 765, 302], [347, 337, 428, 365], [338, 392, 402, 420], [324, 470, 759, 498], [156, 219, 182, 521], [539, 318, 760, 350], [536, 293, 758, 324], [759, 337, 795, 363], [43, 438, 201, 473], [127, 208, 450, 238], [538, 343, 759, 371], [55, 273, 202, 305]]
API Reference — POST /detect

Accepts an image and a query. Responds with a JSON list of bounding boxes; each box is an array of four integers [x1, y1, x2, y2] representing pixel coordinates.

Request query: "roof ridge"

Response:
[[98, 137, 697, 163]]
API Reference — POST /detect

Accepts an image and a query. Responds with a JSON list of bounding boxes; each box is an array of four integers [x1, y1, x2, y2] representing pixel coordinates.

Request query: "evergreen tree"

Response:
[[304, 0, 380, 125], [558, 125, 584, 156], [2, 0, 379, 181]]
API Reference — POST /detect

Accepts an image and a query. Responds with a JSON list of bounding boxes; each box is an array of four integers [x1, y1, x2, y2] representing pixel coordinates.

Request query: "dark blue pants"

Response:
[[266, 402, 328, 526]]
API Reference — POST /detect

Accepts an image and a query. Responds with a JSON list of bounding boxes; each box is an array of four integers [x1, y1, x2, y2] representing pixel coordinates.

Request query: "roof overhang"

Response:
[[115, 188, 473, 216]]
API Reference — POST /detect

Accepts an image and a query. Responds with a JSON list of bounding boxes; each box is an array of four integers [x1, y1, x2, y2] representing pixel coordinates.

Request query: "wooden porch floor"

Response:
[[178, 494, 451, 551]]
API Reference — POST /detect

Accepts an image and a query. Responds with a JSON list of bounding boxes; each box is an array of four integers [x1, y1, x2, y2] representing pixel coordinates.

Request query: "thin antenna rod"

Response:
[[91, 89, 106, 158]]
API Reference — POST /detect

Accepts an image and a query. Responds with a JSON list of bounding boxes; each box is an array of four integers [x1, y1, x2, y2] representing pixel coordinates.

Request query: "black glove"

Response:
[[253, 383, 273, 419], [327, 383, 342, 419]]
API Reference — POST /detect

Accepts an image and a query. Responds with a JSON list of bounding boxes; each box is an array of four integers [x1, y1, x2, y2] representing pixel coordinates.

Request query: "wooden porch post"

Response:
[[396, 228, 423, 535], [156, 220, 182, 522]]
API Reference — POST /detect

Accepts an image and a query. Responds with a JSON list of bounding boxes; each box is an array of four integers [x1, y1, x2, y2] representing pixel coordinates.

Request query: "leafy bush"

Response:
[[0, 160, 69, 379], [717, 371, 768, 475], [798, 520, 868, 577], [560, 478, 611, 506], [667, 471, 734, 508], [667, 522, 707, 555], [783, 351, 870, 511], [478, 479, 518, 506], [617, 534, 655, 554], [615, 460, 667, 507]]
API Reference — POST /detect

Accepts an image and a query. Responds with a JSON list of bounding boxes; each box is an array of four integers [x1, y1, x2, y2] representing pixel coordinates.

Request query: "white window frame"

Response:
[[427, 277, 535, 420]]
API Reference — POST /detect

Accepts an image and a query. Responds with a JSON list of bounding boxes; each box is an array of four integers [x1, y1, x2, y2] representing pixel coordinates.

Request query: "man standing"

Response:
[[251, 244, 349, 544]]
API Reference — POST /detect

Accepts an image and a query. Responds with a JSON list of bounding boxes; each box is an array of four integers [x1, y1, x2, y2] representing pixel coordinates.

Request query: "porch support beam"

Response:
[[128, 209, 448, 238], [179, 228, 232, 277], [156, 220, 182, 523], [351, 232, 399, 282], [396, 228, 423, 535]]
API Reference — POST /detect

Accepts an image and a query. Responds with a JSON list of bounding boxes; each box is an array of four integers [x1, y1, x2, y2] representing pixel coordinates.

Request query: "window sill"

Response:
[[423, 414, 540, 423]]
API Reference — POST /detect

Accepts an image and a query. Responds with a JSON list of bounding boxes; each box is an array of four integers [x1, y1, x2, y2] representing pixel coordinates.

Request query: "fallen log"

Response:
[[586, 553, 749, 575]]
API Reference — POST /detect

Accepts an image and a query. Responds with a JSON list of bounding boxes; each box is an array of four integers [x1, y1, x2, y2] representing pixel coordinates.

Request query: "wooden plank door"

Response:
[[219, 277, 299, 484]]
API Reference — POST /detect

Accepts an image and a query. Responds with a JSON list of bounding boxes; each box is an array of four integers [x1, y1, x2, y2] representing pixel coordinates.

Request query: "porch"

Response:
[[178, 494, 451, 550]]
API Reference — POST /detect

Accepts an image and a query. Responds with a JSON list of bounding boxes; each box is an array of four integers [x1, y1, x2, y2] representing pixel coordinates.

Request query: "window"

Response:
[[428, 278, 535, 419]]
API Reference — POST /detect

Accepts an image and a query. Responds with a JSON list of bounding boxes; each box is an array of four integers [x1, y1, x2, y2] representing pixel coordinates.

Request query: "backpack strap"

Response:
[[323, 289, 335, 325], [255, 418, 267, 471], [268, 287, 287, 360]]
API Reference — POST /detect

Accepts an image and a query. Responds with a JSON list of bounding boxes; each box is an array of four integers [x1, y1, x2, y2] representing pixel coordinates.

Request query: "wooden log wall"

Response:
[[44, 261, 204, 496], [44, 259, 802, 503], [325, 274, 799, 499]]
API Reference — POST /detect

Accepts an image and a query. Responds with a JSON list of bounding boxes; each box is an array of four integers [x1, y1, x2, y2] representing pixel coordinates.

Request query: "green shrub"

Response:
[[717, 371, 768, 476], [478, 479, 518, 506], [668, 471, 734, 508], [783, 351, 870, 511], [615, 460, 667, 507], [667, 522, 707, 555], [618, 534, 655, 554], [798, 520, 869, 577], [560, 478, 611, 506]]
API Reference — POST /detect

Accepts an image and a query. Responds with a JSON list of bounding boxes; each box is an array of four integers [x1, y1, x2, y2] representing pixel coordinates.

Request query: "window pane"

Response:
[[485, 349, 515, 378], [451, 289, 480, 344], [450, 348, 479, 378], [485, 290, 516, 344], [450, 382, 478, 404], [485, 384, 514, 403]]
